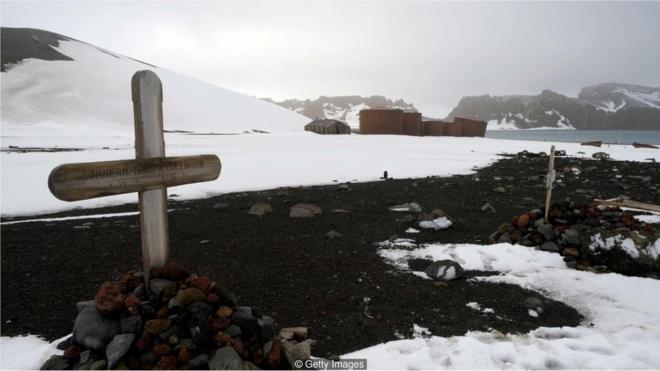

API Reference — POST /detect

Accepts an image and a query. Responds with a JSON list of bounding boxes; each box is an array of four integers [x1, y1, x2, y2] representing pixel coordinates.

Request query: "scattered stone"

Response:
[[388, 202, 422, 213], [481, 202, 496, 213], [248, 203, 273, 217], [325, 230, 343, 239], [493, 186, 506, 193], [337, 184, 351, 191], [95, 281, 126, 315], [540, 241, 559, 252], [537, 223, 555, 240], [40, 355, 70, 370], [282, 339, 313, 366], [144, 319, 171, 335], [105, 334, 135, 369], [290, 203, 322, 218], [213, 202, 228, 210], [209, 346, 243, 370], [592, 152, 610, 160], [73, 306, 120, 350], [424, 260, 464, 281], [150, 278, 175, 296], [280, 327, 308, 341]]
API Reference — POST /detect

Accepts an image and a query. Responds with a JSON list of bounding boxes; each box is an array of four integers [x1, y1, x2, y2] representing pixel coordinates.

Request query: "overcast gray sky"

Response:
[[2, 1, 660, 117]]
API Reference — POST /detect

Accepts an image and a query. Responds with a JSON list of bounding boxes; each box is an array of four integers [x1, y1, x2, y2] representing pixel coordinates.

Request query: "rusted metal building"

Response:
[[359, 109, 487, 137], [423, 120, 448, 136], [402, 111, 423, 136], [454, 117, 487, 137], [359, 108, 403, 135], [304, 119, 351, 135]]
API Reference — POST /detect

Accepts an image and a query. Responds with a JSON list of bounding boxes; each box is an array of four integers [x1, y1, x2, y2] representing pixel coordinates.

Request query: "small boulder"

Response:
[[248, 203, 273, 217], [95, 281, 126, 315], [290, 203, 322, 218], [389, 202, 422, 213], [325, 230, 343, 239], [418, 217, 453, 230], [105, 333, 135, 369], [40, 355, 70, 370], [282, 339, 313, 365], [209, 346, 243, 370], [540, 241, 559, 252], [73, 306, 120, 350], [424, 260, 464, 281]]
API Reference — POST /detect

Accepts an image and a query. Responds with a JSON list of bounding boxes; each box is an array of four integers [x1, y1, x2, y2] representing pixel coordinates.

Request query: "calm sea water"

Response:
[[485, 130, 660, 145]]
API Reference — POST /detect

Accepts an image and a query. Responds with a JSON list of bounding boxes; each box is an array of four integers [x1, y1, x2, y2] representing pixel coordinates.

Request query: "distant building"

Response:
[[359, 108, 487, 137], [304, 119, 351, 134]]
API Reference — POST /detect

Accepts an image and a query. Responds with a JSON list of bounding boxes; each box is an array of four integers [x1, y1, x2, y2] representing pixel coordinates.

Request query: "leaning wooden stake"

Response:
[[544, 145, 556, 222]]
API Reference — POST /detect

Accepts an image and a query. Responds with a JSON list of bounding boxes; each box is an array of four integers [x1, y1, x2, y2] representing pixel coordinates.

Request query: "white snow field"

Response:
[[341, 242, 660, 369], [2, 132, 659, 216], [0, 39, 308, 134]]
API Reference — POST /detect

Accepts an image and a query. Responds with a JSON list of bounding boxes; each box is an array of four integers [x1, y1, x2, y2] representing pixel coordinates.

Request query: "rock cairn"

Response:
[[41, 263, 312, 370], [489, 200, 659, 276]]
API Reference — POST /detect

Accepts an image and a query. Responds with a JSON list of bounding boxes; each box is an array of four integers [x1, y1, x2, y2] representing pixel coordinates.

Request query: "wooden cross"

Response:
[[48, 71, 221, 281]]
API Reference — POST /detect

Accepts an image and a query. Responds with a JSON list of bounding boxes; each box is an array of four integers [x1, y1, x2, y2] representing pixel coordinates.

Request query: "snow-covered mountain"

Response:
[[264, 96, 417, 128], [0, 28, 308, 135], [447, 85, 660, 130], [578, 82, 660, 113]]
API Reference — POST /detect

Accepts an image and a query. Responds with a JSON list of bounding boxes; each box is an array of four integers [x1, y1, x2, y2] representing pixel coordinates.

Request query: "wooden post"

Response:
[[48, 70, 221, 285], [544, 145, 556, 223], [132, 71, 169, 280]]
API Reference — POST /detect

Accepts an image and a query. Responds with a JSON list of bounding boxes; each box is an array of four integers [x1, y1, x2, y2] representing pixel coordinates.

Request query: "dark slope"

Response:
[[1, 27, 73, 71]]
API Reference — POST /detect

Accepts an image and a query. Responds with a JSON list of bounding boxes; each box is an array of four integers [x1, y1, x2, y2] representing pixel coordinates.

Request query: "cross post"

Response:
[[48, 70, 221, 283]]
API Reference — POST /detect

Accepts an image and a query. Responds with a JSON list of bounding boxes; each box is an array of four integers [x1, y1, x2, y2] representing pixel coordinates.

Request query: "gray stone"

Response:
[[231, 306, 258, 336], [76, 300, 95, 312], [389, 202, 422, 213], [209, 346, 243, 370], [424, 260, 464, 281], [225, 325, 242, 338], [282, 339, 313, 365], [258, 315, 275, 342], [190, 354, 209, 369], [540, 241, 559, 252], [523, 297, 543, 310], [493, 186, 506, 193], [243, 361, 262, 370], [497, 233, 512, 244], [248, 203, 273, 217], [562, 229, 581, 245], [73, 306, 120, 350], [290, 203, 322, 218], [40, 355, 70, 370], [480, 202, 496, 213], [89, 360, 107, 371], [213, 202, 228, 209], [537, 223, 555, 241], [105, 333, 135, 369], [326, 230, 343, 239], [120, 315, 143, 334], [337, 184, 351, 191], [150, 278, 175, 296]]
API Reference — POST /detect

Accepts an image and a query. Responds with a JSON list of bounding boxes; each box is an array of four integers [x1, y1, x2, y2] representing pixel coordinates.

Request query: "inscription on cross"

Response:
[[48, 70, 221, 281]]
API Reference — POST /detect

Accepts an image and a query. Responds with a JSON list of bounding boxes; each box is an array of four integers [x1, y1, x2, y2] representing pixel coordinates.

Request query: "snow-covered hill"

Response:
[[264, 95, 417, 128], [0, 28, 308, 135], [578, 82, 660, 113]]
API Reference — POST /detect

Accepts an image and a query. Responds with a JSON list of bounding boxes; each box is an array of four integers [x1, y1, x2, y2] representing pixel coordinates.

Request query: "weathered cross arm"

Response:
[[48, 155, 221, 201]]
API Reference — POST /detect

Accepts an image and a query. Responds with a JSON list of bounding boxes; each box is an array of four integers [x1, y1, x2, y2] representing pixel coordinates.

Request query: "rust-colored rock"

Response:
[[178, 347, 192, 363], [180, 288, 206, 307], [216, 305, 233, 318], [153, 262, 189, 281], [125, 294, 140, 315], [120, 272, 141, 291], [153, 355, 177, 370], [95, 281, 126, 315], [192, 276, 212, 293], [518, 214, 530, 227], [206, 293, 220, 304], [266, 338, 282, 368], [144, 319, 171, 335], [63, 345, 81, 359], [136, 332, 151, 352], [156, 307, 169, 319], [230, 338, 247, 359], [153, 344, 171, 356]]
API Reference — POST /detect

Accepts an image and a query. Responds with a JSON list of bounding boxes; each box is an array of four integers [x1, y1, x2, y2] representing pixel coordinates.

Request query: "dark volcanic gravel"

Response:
[[2, 154, 659, 357]]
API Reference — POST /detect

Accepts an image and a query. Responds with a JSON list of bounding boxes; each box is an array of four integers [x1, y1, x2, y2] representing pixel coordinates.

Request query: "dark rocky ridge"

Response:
[[4, 154, 658, 357], [1, 27, 74, 71], [447, 85, 660, 130]]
